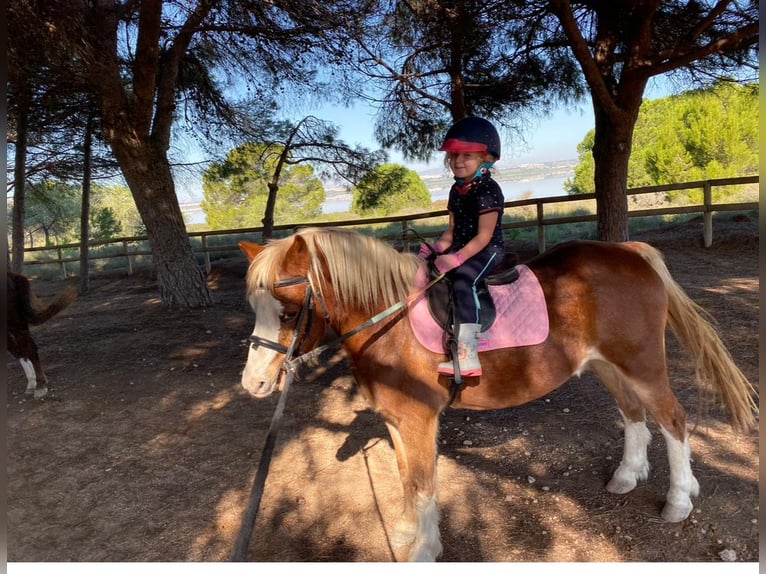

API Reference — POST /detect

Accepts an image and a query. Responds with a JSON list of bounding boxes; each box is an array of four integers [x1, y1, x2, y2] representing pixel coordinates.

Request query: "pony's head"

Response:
[[239, 228, 420, 398]]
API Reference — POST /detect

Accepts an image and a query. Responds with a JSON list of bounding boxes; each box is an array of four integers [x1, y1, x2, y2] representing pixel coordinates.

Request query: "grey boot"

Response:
[[438, 323, 483, 376]]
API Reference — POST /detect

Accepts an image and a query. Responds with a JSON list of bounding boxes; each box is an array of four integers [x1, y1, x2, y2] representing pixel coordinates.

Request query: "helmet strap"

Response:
[[457, 161, 494, 183], [454, 161, 495, 192]]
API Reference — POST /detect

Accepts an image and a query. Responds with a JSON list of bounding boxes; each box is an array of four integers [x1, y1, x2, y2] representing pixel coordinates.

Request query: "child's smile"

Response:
[[449, 152, 484, 180]]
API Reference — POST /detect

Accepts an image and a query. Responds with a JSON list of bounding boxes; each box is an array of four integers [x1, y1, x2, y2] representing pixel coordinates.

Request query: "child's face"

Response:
[[448, 152, 485, 180]]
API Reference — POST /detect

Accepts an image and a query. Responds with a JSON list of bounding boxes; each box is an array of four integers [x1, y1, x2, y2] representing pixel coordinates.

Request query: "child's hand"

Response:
[[418, 242, 444, 259], [434, 252, 464, 273]]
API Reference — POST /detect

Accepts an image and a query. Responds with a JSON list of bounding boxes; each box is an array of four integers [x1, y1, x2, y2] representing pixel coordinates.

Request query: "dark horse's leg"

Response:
[[7, 331, 48, 398]]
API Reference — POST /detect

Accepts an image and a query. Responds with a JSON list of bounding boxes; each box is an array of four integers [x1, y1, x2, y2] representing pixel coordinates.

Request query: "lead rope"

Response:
[[230, 266, 445, 562], [230, 288, 314, 562], [229, 363, 298, 561]]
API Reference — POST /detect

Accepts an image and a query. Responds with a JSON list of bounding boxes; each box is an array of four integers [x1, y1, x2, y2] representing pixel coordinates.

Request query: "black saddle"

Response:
[[426, 252, 520, 332]]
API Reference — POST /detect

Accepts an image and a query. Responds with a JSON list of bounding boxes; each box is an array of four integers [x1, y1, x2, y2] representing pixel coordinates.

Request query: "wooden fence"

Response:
[[22, 175, 759, 278]]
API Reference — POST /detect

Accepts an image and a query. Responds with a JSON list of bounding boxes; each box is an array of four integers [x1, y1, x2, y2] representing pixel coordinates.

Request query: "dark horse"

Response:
[[7, 271, 76, 398], [238, 227, 756, 561]]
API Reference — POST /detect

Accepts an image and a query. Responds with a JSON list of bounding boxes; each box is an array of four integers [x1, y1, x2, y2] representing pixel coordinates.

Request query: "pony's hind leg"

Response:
[[19, 357, 48, 399], [11, 330, 49, 399], [606, 409, 652, 495], [632, 374, 699, 522], [593, 359, 698, 522], [591, 361, 652, 494], [658, 425, 699, 522]]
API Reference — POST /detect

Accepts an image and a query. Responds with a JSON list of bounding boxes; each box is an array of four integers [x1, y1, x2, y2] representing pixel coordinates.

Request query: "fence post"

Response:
[[58, 247, 67, 278], [401, 220, 410, 252], [124, 240, 133, 275], [703, 181, 713, 248], [536, 202, 545, 253], [203, 235, 211, 273]]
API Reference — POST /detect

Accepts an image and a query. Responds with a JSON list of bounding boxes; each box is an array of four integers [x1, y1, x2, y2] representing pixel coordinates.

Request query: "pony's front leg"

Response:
[[384, 413, 442, 562]]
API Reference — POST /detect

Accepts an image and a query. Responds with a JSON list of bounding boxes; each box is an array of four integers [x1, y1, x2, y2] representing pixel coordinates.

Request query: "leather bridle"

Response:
[[247, 276, 323, 362]]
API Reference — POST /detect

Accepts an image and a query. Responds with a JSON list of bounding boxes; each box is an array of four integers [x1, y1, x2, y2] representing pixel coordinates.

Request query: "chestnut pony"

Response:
[[239, 227, 756, 562]]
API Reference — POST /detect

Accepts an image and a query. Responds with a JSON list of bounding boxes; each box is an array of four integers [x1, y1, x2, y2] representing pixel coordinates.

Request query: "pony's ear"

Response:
[[284, 235, 311, 274], [239, 241, 264, 262]]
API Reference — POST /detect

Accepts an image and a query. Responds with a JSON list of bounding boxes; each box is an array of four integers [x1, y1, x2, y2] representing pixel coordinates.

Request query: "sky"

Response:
[[176, 102, 594, 204], [313, 75, 678, 174], [178, 78, 673, 203], [315, 100, 595, 173]]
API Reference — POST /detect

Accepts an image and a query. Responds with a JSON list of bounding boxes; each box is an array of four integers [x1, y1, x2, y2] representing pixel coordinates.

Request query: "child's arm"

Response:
[[432, 213, 455, 253], [434, 211, 498, 272]]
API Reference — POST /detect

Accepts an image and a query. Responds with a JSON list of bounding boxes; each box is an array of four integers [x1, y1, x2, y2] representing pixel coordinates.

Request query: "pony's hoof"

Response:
[[33, 387, 48, 399], [661, 501, 693, 522], [408, 547, 440, 562], [606, 475, 637, 495], [407, 540, 443, 562]]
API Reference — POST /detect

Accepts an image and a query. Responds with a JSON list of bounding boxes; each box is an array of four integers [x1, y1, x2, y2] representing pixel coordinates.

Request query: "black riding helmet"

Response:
[[439, 117, 501, 160]]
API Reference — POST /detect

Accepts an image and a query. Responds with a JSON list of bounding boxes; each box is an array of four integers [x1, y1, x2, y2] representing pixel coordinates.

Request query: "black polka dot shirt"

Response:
[[447, 173, 505, 251]]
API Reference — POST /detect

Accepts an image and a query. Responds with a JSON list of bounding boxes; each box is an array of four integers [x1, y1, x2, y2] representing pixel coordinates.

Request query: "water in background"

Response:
[[184, 175, 571, 222], [322, 175, 569, 214]]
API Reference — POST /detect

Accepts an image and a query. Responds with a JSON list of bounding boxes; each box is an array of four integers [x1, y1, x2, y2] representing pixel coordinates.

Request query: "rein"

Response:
[[230, 267, 445, 562]]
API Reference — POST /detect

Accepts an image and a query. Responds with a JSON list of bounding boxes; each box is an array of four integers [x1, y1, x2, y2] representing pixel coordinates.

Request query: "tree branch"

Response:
[[649, 21, 758, 77], [132, 0, 162, 134], [548, 0, 621, 118], [152, 0, 218, 149]]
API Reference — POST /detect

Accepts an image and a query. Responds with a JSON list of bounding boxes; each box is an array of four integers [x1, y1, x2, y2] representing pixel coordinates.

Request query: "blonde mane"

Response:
[[246, 227, 421, 314]]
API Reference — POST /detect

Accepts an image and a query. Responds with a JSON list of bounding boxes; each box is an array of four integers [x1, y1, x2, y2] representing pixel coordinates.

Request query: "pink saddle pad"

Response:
[[408, 264, 549, 354]]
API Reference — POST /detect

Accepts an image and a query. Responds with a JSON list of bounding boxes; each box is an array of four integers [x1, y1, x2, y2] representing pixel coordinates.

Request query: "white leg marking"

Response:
[[19, 358, 37, 395], [607, 411, 651, 494], [659, 427, 699, 522], [391, 517, 418, 548], [407, 493, 443, 562]]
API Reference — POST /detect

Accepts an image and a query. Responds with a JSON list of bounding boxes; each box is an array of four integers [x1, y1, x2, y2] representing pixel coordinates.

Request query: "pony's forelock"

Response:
[[245, 235, 295, 294]]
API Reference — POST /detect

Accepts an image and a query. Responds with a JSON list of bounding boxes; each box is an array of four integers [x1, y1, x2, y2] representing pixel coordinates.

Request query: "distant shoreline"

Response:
[[182, 158, 577, 223], [325, 158, 576, 202]]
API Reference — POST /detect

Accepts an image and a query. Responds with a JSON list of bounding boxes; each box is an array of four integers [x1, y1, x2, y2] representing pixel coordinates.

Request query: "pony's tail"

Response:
[[625, 242, 758, 431], [14, 273, 77, 325], [30, 289, 77, 325]]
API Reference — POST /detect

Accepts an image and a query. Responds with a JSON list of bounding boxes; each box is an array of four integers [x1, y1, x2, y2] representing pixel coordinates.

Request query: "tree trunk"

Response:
[[262, 182, 278, 241], [71, 0, 212, 308], [11, 95, 29, 273], [263, 147, 290, 241], [116, 147, 212, 308], [79, 112, 94, 294], [591, 92, 643, 242]]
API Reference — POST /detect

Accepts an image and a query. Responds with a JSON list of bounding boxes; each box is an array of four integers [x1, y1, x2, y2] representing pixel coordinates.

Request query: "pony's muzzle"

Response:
[[242, 370, 287, 399]]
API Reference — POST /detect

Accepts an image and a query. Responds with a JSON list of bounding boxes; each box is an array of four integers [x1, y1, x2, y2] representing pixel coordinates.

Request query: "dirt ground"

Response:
[[6, 217, 759, 564]]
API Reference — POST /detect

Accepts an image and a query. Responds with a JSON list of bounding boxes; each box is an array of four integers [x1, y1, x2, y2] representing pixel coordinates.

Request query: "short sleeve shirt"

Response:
[[447, 174, 505, 251]]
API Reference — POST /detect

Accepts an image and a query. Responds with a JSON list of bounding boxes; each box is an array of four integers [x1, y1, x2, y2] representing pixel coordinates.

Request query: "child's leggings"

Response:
[[448, 248, 501, 324]]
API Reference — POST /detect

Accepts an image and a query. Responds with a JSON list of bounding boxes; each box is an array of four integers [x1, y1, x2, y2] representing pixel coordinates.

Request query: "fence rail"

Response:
[[22, 175, 759, 278]]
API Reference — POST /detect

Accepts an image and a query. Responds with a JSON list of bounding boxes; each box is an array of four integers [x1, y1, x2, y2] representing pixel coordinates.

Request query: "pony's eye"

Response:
[[279, 311, 298, 323]]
